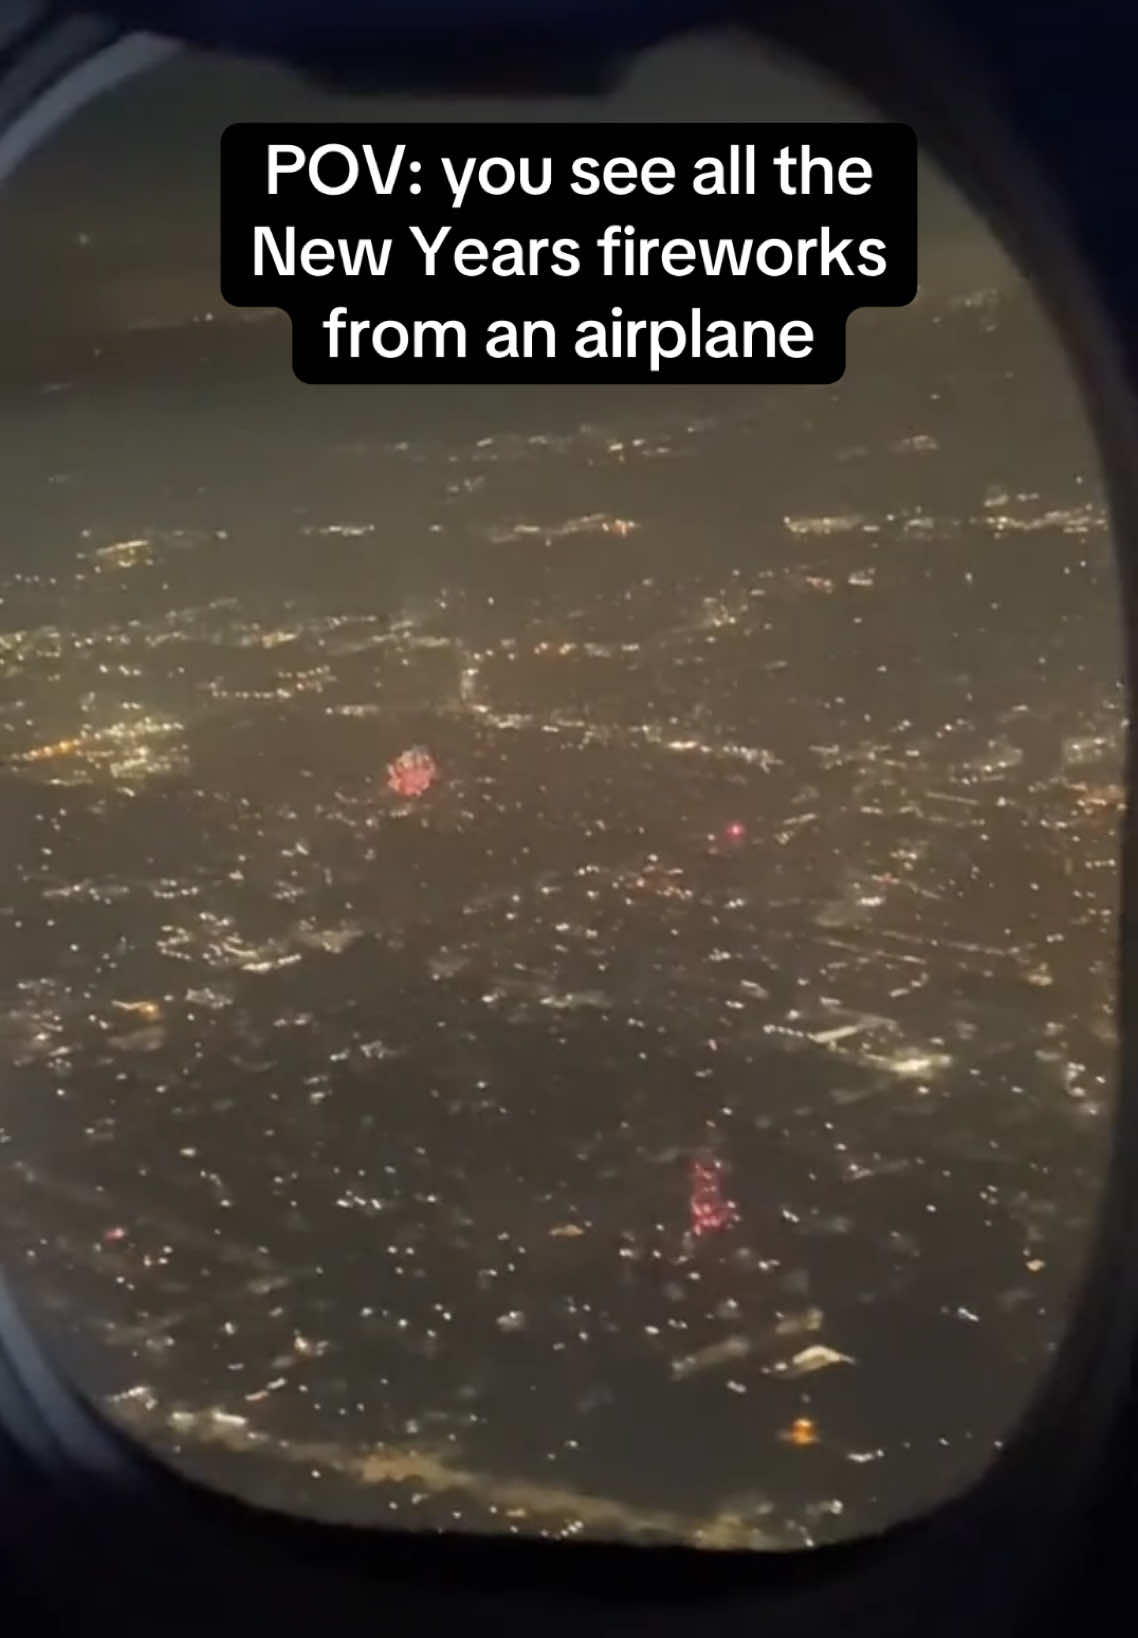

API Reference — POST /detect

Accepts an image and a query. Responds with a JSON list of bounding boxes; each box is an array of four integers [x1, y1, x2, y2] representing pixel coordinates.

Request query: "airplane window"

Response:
[[0, 29, 1121, 1550]]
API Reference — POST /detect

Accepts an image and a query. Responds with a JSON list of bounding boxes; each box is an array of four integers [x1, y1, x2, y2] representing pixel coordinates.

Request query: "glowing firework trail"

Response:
[[689, 1151, 739, 1238], [387, 745, 438, 799]]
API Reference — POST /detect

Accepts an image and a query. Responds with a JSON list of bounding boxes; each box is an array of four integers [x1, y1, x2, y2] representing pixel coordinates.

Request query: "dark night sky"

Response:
[[0, 27, 1009, 349]]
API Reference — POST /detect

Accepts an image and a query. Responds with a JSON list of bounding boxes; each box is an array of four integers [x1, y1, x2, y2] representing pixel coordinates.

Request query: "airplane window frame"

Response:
[[0, 1, 1133, 1630]]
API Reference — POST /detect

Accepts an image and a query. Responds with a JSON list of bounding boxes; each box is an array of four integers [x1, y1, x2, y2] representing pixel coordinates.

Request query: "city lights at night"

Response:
[[0, 35, 1122, 1557]]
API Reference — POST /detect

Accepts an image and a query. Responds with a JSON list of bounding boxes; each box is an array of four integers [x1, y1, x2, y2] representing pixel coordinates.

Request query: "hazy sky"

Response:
[[0, 27, 1014, 343]]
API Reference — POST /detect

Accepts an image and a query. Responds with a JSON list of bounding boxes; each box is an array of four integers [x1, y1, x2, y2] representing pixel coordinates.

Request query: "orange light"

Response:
[[779, 1417, 819, 1447]]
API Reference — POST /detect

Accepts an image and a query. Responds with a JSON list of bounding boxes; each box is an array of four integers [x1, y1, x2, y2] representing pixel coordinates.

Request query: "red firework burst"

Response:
[[689, 1151, 739, 1238], [387, 745, 438, 798]]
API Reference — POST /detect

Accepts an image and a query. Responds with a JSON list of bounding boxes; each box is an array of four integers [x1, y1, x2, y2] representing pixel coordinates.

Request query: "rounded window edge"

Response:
[[0, 4, 1128, 1628]]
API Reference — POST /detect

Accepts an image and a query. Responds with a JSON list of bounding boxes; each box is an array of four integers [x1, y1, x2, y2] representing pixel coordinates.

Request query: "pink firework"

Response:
[[689, 1151, 740, 1238], [387, 745, 438, 799]]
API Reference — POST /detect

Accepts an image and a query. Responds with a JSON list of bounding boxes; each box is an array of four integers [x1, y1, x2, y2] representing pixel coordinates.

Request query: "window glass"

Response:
[[0, 31, 1121, 1549]]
